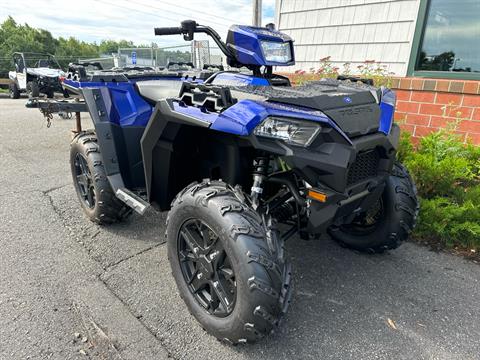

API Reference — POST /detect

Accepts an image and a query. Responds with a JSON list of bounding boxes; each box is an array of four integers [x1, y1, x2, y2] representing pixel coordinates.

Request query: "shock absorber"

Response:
[[251, 154, 270, 210]]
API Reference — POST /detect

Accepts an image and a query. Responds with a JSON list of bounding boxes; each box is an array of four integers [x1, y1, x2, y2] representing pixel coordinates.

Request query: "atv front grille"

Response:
[[347, 149, 380, 186]]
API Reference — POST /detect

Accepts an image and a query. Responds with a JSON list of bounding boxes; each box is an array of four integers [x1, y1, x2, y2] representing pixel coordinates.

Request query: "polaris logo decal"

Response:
[[343, 96, 352, 103], [338, 106, 373, 116]]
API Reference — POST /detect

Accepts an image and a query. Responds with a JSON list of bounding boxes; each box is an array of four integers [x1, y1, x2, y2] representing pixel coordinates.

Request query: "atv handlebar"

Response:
[[154, 20, 233, 61], [154, 27, 183, 36]]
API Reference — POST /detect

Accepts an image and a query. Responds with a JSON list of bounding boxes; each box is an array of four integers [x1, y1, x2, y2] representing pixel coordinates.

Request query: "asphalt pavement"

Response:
[[0, 96, 479, 360]]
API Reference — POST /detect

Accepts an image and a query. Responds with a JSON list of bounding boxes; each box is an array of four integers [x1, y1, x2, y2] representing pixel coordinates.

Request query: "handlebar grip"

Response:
[[154, 27, 183, 36]]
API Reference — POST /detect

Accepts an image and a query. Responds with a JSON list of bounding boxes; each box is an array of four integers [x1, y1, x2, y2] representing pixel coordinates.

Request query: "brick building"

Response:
[[275, 0, 480, 143]]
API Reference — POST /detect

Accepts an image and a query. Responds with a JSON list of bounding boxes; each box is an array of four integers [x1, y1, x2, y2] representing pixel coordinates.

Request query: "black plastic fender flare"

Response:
[[140, 99, 211, 203]]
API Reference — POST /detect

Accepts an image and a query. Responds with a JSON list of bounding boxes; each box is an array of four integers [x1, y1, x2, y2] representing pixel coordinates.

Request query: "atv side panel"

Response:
[[82, 87, 147, 191]]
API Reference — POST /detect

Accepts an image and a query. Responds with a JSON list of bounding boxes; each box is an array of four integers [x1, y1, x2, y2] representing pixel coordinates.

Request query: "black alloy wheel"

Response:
[[178, 219, 236, 317], [329, 162, 419, 253], [340, 198, 384, 235], [73, 152, 96, 209]]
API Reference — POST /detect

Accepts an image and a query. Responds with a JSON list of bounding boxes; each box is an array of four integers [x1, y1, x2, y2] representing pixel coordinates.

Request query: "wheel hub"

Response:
[[197, 255, 214, 279]]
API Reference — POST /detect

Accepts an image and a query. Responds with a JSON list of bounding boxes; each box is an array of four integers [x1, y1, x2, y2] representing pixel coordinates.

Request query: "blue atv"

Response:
[[28, 20, 418, 344]]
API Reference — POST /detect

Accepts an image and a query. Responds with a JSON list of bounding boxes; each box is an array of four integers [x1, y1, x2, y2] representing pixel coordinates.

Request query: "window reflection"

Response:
[[416, 0, 480, 73]]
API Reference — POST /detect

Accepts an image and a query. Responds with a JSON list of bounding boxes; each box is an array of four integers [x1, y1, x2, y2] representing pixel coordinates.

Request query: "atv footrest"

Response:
[[115, 188, 150, 215]]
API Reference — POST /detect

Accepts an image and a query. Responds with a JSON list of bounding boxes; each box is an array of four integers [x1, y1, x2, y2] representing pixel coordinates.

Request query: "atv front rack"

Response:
[[178, 82, 237, 112], [26, 98, 88, 131]]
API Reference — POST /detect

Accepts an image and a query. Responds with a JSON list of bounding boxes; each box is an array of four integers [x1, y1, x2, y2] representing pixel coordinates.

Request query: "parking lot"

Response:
[[1, 96, 479, 360]]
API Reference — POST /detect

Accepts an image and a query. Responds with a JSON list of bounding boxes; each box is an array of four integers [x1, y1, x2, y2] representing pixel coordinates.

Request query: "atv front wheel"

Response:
[[70, 131, 132, 224], [27, 81, 39, 98], [9, 83, 20, 99], [167, 180, 292, 344], [46, 89, 54, 98], [329, 162, 418, 253]]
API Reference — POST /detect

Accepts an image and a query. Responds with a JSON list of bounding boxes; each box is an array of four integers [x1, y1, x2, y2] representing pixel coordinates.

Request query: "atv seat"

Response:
[[36, 59, 50, 68], [135, 80, 183, 103]]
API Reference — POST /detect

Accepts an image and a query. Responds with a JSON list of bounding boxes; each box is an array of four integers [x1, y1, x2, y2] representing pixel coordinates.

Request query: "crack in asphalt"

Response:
[[43, 183, 70, 194], [41, 188, 100, 263], [41, 187, 175, 358], [0, 183, 68, 198], [104, 242, 166, 271], [98, 275, 179, 360]]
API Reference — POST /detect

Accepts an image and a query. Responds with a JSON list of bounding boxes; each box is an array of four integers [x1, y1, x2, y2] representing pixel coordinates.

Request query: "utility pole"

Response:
[[252, 0, 262, 27]]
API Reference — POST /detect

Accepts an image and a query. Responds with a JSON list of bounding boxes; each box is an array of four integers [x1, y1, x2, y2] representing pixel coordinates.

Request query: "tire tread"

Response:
[[70, 131, 132, 225], [168, 179, 292, 344]]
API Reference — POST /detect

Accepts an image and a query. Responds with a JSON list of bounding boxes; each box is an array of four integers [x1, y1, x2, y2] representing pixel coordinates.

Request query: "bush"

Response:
[[399, 130, 480, 250], [291, 57, 394, 87]]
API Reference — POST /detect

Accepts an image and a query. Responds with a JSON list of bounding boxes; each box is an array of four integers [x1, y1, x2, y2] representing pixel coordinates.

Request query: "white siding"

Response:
[[276, 0, 421, 76]]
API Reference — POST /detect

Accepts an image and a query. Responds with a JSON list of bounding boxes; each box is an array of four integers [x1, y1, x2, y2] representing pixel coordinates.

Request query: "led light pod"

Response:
[[260, 41, 293, 63]]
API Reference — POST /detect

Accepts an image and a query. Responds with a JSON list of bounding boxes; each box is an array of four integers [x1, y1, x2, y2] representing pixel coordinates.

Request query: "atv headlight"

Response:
[[254, 117, 320, 147], [260, 41, 292, 63]]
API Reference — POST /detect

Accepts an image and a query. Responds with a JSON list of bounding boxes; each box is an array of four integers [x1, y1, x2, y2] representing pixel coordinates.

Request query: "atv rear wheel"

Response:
[[9, 83, 20, 99], [329, 162, 418, 253], [166, 180, 292, 344], [70, 131, 132, 224], [27, 81, 39, 98]]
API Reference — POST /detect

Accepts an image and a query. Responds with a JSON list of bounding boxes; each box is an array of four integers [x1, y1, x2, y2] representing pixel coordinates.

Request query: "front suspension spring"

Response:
[[252, 155, 270, 177], [251, 154, 271, 209]]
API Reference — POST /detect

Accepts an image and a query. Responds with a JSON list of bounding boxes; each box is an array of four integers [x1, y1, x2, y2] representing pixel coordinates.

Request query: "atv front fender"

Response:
[[140, 99, 211, 206]]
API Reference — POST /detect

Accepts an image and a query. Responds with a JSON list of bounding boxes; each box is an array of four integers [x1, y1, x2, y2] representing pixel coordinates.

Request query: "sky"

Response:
[[0, 0, 276, 46]]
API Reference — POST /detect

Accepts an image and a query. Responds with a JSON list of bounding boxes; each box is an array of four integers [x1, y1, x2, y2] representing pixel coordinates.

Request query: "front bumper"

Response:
[[250, 124, 400, 233], [38, 77, 63, 93]]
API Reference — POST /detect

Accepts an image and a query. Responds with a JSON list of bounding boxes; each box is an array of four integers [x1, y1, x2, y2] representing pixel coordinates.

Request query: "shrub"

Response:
[[291, 57, 394, 86], [416, 197, 480, 249], [399, 129, 480, 250]]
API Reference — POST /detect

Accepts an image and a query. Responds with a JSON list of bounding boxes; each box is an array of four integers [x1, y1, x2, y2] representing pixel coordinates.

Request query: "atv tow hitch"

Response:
[[26, 98, 87, 132]]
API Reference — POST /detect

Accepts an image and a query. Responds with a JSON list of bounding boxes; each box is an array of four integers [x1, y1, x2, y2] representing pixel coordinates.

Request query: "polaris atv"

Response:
[[9, 52, 68, 99], [27, 20, 418, 344]]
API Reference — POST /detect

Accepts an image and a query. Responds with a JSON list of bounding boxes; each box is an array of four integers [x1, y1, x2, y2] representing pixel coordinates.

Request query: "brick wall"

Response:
[[391, 77, 480, 144]]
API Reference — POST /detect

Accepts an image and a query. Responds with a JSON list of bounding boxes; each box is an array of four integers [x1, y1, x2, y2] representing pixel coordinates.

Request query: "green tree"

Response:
[[99, 39, 135, 55], [0, 16, 192, 77]]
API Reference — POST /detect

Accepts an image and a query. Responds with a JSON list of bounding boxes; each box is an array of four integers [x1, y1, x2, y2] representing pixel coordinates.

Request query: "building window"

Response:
[[409, 0, 480, 79]]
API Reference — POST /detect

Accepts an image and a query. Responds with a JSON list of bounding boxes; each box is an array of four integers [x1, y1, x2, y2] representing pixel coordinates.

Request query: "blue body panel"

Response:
[[65, 75, 196, 127], [210, 72, 270, 86], [378, 88, 396, 135], [65, 79, 153, 127], [171, 99, 350, 141], [65, 74, 396, 140], [106, 84, 152, 127]]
